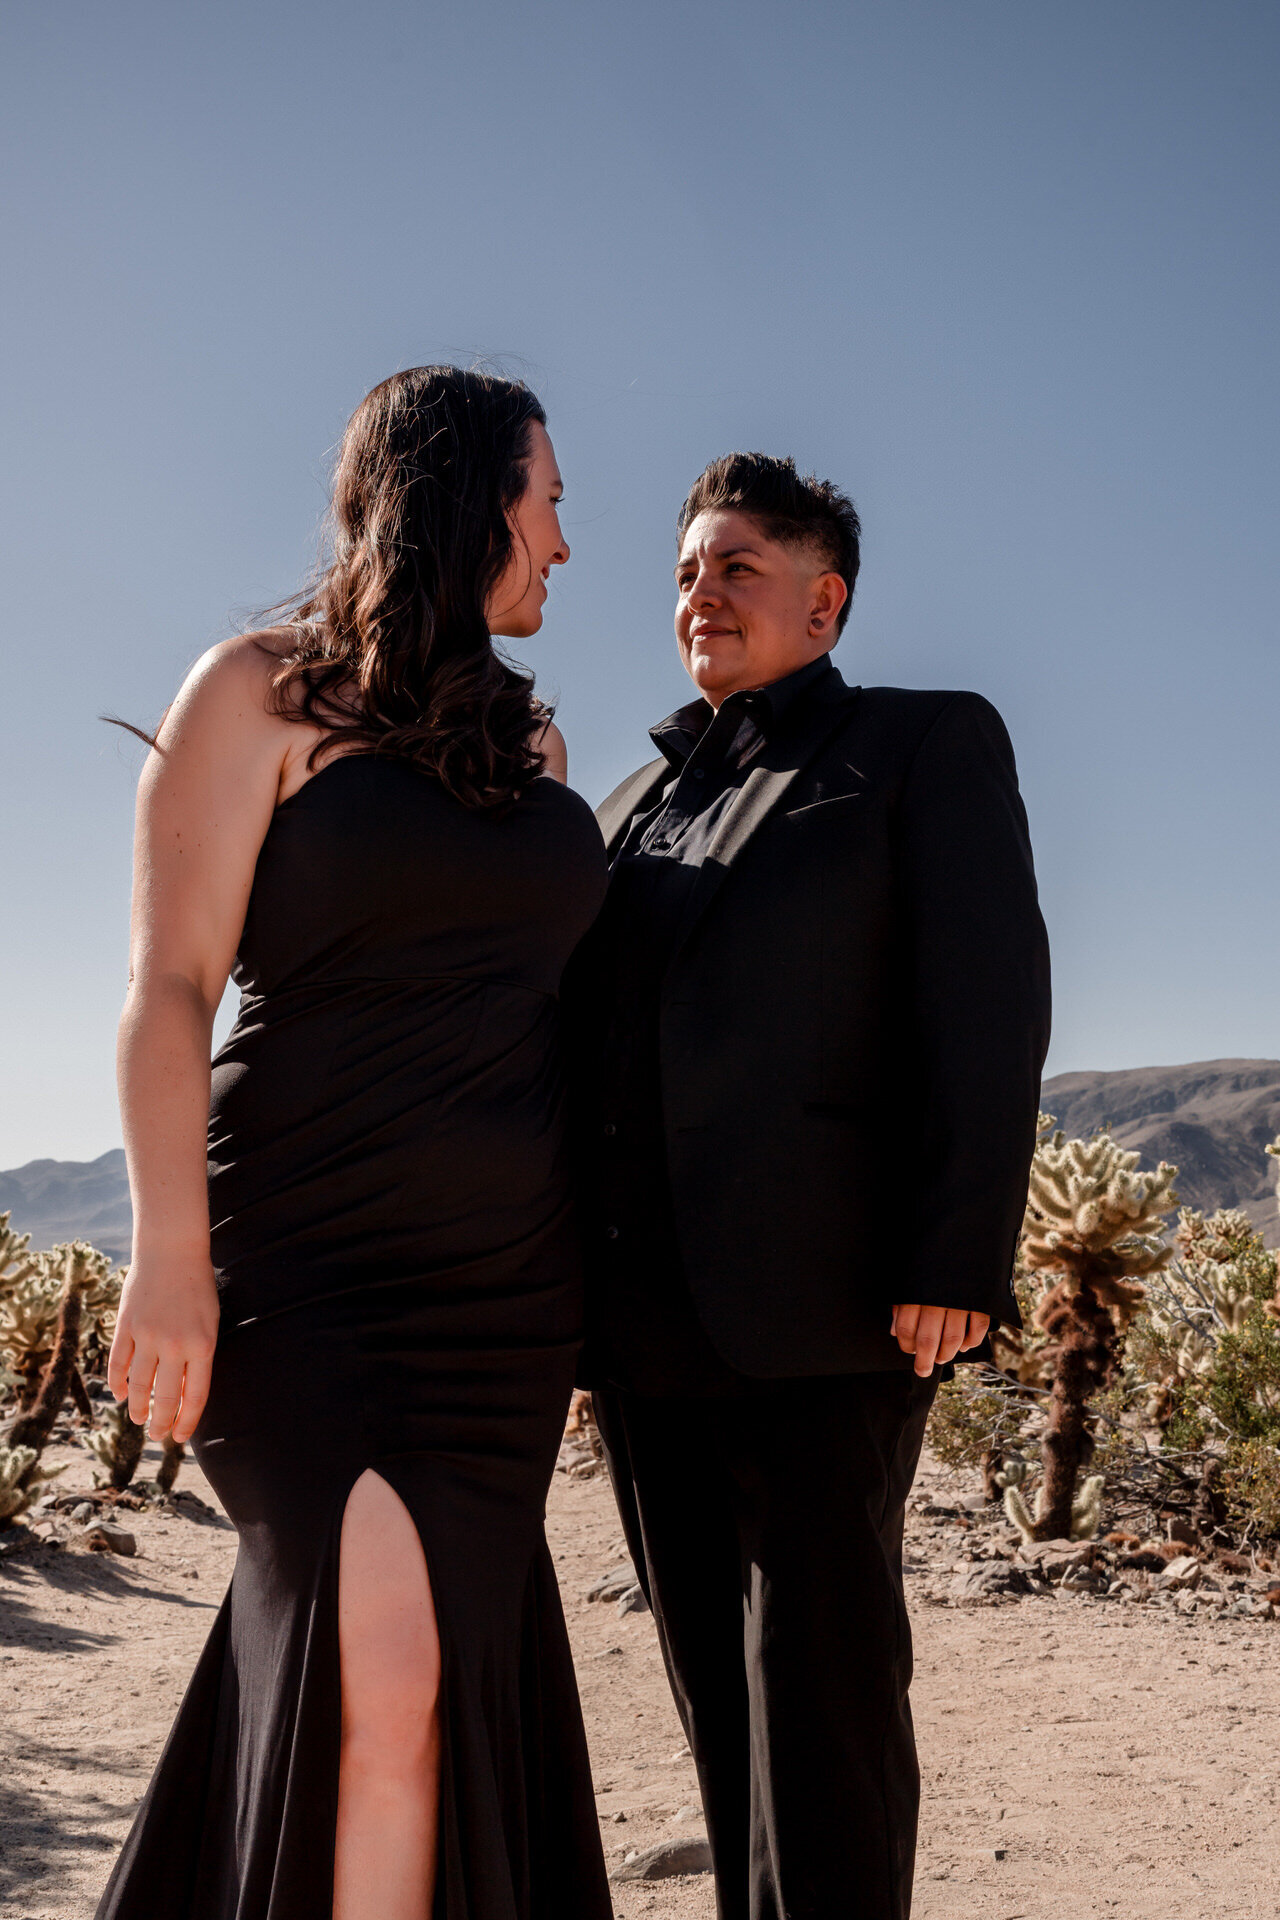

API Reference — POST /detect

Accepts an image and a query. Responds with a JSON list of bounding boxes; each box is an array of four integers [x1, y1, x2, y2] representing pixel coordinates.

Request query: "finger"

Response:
[[935, 1309, 970, 1367], [148, 1357, 186, 1440], [960, 1313, 990, 1351], [127, 1350, 158, 1429], [890, 1305, 899, 1337], [893, 1303, 921, 1354], [172, 1348, 214, 1446], [913, 1307, 944, 1378], [107, 1328, 134, 1404]]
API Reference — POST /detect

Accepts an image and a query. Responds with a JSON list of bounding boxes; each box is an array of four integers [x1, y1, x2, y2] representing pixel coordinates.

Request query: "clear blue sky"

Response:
[[2, 0, 1277, 1167]]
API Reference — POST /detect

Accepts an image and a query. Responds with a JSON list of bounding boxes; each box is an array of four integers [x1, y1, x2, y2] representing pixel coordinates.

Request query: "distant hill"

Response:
[[1041, 1059, 1280, 1247], [0, 1148, 132, 1264], [3, 1059, 1278, 1263]]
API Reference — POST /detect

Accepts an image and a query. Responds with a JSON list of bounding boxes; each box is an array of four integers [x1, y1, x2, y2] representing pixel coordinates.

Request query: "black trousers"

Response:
[[593, 1372, 937, 1920]]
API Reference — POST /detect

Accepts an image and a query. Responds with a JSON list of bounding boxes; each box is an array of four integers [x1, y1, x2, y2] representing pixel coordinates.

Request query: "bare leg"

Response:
[[334, 1469, 442, 1920]]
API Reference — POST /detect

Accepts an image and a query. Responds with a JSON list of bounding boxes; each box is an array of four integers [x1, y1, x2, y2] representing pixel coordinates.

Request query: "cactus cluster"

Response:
[[935, 1131, 1280, 1552], [0, 1224, 121, 1411], [1143, 1209, 1260, 1381], [997, 1451, 1104, 1543], [0, 1441, 64, 1524], [0, 1216, 183, 1527], [85, 1401, 148, 1490]]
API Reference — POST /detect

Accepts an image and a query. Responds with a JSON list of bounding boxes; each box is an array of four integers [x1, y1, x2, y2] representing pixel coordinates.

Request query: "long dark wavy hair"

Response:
[[267, 364, 552, 810]]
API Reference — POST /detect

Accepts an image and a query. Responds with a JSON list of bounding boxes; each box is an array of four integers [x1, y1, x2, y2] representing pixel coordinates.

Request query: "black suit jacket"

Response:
[[575, 668, 1051, 1380]]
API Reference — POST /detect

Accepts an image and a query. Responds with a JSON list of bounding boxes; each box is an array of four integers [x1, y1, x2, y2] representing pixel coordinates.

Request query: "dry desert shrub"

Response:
[[928, 1129, 1280, 1555]]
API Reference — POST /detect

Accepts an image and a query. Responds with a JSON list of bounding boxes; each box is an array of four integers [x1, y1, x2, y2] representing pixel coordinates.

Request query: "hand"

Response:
[[891, 1304, 989, 1377], [107, 1250, 221, 1444]]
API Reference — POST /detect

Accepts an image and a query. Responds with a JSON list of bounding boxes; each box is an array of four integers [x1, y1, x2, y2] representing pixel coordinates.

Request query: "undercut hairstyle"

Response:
[[265, 364, 552, 811], [677, 453, 862, 633]]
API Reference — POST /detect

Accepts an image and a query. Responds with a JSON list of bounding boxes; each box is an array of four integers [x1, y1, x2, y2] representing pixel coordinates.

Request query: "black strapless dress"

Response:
[[94, 756, 612, 1920]]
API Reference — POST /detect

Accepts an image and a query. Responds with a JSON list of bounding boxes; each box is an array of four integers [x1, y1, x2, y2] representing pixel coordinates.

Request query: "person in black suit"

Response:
[[571, 453, 1051, 1920]]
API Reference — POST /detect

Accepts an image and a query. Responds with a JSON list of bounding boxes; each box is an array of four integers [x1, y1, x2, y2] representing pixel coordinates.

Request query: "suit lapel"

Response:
[[595, 759, 670, 858], [670, 681, 862, 956]]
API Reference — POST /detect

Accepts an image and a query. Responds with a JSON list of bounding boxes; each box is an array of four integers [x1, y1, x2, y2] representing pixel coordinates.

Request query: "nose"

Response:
[[687, 564, 719, 610], [550, 533, 569, 567]]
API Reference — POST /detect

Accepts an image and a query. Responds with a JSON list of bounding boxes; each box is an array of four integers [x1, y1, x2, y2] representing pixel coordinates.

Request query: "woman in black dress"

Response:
[[98, 367, 612, 1920]]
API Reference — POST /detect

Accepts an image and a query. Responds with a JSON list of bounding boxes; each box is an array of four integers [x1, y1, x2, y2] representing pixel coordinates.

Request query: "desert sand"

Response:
[[2, 1435, 1279, 1919]]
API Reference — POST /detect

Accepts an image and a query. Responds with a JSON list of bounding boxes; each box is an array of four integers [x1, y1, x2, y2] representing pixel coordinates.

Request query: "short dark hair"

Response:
[[677, 452, 862, 633]]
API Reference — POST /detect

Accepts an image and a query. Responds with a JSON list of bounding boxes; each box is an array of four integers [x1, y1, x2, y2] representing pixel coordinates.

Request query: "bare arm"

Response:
[[111, 638, 302, 1441]]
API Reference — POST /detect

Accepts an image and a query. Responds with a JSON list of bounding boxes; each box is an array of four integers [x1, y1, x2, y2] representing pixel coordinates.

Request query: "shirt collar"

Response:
[[649, 653, 837, 770]]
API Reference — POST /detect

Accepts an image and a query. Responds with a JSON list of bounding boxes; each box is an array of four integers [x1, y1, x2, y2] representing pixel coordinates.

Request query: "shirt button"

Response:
[[603, 1122, 617, 1137], [692, 767, 707, 779], [605, 1225, 620, 1240]]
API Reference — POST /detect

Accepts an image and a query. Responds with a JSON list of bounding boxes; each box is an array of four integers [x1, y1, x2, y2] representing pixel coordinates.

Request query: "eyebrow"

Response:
[[674, 544, 762, 576]]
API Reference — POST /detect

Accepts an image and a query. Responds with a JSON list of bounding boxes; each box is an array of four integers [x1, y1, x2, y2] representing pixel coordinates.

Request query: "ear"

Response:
[[807, 570, 848, 641]]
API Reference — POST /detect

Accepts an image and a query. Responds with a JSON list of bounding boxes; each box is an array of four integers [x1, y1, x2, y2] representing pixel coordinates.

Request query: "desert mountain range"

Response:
[[2, 1059, 1277, 1264], [0, 1147, 133, 1264], [1039, 1058, 1280, 1247]]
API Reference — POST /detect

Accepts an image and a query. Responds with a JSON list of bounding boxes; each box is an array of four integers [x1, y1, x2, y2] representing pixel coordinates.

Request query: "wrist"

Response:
[[130, 1232, 213, 1265]]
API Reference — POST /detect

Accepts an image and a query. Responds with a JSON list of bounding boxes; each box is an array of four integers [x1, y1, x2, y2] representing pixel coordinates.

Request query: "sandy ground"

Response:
[[2, 1434, 1279, 1919]]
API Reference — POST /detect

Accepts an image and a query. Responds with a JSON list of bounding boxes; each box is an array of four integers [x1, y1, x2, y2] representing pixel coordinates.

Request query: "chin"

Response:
[[690, 660, 737, 698], [493, 607, 542, 641]]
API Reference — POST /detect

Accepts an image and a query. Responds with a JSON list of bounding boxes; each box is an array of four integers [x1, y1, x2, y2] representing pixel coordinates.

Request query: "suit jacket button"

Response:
[[603, 1122, 617, 1137], [605, 1225, 620, 1240]]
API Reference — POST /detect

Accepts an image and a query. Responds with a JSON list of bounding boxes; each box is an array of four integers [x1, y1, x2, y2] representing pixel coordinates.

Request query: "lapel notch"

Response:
[[669, 681, 862, 959]]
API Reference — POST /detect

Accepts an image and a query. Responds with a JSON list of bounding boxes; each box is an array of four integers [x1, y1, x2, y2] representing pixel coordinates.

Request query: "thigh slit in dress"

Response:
[[94, 756, 613, 1920]]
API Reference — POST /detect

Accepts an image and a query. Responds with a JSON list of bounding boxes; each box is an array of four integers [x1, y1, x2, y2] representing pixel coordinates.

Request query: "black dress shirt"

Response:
[[586, 655, 837, 1395]]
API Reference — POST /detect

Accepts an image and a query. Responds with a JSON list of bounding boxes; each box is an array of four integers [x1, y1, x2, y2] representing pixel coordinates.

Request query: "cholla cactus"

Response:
[[76, 1254, 123, 1381], [1, 1241, 119, 1417], [0, 1213, 37, 1287], [85, 1401, 147, 1491], [156, 1434, 185, 1495], [1023, 1130, 1177, 1296], [1267, 1140, 1280, 1322], [1019, 1127, 1177, 1541], [0, 1443, 63, 1524], [7, 1245, 95, 1456], [999, 1452, 1104, 1543], [1145, 1208, 1257, 1378], [0, 1216, 58, 1408]]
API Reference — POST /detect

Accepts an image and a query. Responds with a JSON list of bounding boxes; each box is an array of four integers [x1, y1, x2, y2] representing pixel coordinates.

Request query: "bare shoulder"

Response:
[[144, 632, 307, 799], [160, 632, 287, 736], [535, 718, 569, 784]]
